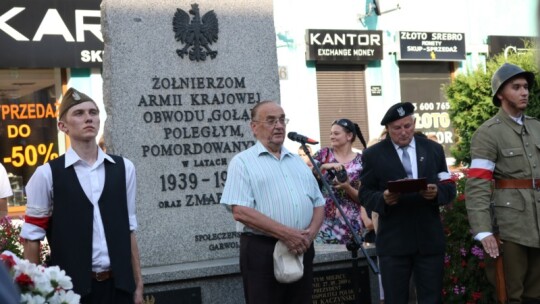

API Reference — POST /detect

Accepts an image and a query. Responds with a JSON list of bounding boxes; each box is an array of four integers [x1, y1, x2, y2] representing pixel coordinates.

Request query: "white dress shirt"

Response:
[[21, 147, 137, 271], [0, 164, 13, 199]]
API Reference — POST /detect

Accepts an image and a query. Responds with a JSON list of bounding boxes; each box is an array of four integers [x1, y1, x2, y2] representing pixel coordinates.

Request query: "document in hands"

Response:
[[387, 178, 427, 193]]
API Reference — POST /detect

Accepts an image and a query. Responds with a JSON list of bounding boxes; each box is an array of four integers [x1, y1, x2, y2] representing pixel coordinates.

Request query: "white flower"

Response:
[[44, 266, 73, 290], [20, 293, 46, 304], [33, 271, 55, 296], [47, 290, 81, 304], [1, 250, 80, 304], [13, 258, 39, 278]]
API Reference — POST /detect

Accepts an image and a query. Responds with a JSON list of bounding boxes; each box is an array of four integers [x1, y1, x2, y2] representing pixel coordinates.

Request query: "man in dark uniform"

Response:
[[466, 63, 540, 303], [359, 102, 456, 304]]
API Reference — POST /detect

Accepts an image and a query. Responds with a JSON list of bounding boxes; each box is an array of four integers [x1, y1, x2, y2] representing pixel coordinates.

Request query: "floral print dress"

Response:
[[313, 147, 364, 244]]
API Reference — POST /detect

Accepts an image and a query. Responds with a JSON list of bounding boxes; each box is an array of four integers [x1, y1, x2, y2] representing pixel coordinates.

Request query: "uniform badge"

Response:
[[72, 91, 81, 101], [397, 107, 405, 117]]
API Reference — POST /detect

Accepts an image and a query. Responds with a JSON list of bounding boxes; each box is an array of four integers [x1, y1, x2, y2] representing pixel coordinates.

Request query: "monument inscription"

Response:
[[312, 267, 371, 304]]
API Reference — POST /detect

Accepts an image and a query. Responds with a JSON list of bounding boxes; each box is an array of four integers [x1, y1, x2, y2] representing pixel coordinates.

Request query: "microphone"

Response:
[[287, 132, 319, 145]]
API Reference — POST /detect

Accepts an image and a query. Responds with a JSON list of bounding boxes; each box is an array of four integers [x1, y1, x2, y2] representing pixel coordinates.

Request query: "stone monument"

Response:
[[102, 0, 278, 264], [101, 0, 379, 303]]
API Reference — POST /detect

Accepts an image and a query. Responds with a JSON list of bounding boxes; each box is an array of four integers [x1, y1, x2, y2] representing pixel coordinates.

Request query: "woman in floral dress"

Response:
[[313, 118, 373, 244]]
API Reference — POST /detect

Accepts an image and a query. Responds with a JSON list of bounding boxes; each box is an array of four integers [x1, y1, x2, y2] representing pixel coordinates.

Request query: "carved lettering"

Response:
[[193, 158, 227, 167], [138, 94, 183, 107], [141, 141, 256, 157], [142, 110, 205, 123], [151, 77, 246, 89], [194, 232, 240, 242], [158, 200, 182, 208], [185, 192, 222, 206], [190, 92, 260, 106], [163, 125, 243, 139], [208, 109, 250, 122]]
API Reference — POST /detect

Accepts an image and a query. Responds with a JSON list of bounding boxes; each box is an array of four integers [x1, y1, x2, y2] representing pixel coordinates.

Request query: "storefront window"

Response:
[[0, 69, 59, 210]]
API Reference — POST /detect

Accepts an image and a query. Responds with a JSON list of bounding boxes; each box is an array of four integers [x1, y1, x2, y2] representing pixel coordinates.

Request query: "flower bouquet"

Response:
[[1, 251, 80, 304], [0, 216, 50, 265]]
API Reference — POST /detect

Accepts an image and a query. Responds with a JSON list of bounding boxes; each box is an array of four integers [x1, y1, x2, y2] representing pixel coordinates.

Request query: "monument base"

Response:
[[142, 244, 380, 304]]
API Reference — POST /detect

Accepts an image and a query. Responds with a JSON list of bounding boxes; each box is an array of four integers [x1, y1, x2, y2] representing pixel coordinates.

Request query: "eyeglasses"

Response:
[[253, 117, 290, 127]]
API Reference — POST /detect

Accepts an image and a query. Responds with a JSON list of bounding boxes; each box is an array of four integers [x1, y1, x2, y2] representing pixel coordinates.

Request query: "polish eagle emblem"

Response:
[[173, 3, 219, 61]]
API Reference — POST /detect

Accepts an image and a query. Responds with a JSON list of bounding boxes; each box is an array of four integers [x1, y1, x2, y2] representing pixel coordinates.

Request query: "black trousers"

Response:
[[80, 277, 133, 304], [239, 233, 315, 304], [379, 253, 444, 304]]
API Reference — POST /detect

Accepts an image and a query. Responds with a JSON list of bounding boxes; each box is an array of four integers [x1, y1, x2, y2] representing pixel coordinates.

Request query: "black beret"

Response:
[[380, 102, 415, 125], [59, 88, 97, 119]]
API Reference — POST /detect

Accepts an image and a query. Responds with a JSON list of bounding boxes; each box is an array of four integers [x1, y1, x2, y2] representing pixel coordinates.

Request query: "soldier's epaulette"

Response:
[[524, 115, 540, 122], [483, 117, 501, 127]]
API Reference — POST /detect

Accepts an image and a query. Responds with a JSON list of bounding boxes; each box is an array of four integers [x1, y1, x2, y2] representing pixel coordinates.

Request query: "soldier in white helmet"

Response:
[[466, 63, 540, 303]]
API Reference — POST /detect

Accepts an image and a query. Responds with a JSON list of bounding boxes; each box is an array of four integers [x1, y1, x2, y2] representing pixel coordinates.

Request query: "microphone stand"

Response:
[[300, 142, 379, 303]]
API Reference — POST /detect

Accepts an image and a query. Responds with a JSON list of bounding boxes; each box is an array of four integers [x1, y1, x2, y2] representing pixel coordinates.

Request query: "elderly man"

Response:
[[220, 100, 324, 304], [359, 102, 456, 304]]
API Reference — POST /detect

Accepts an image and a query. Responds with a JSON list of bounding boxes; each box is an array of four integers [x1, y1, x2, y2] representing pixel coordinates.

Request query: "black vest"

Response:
[[48, 154, 135, 296]]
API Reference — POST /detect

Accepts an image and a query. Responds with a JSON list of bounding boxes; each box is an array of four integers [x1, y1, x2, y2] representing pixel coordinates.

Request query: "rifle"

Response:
[[491, 202, 507, 303]]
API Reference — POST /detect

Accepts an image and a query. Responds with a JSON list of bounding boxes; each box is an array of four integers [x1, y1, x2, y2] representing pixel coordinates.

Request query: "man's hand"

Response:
[[134, 285, 143, 304], [282, 228, 311, 255], [301, 228, 317, 243], [481, 235, 501, 258], [420, 184, 438, 200], [383, 189, 399, 205]]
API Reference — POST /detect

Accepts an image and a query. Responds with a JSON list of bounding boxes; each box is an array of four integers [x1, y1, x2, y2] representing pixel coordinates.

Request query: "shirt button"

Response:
[[529, 154, 533, 157], [510, 152, 514, 155], [506, 202, 510, 206]]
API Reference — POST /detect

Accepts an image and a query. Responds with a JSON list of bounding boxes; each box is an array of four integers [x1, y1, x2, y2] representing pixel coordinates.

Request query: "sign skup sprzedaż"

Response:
[[399, 31, 466, 61], [306, 29, 383, 63]]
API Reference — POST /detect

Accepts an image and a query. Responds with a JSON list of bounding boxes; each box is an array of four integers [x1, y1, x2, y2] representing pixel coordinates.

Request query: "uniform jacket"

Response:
[[359, 135, 456, 256], [466, 108, 540, 248]]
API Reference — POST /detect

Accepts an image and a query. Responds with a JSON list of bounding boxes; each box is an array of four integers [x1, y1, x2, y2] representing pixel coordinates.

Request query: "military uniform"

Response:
[[466, 63, 540, 303], [467, 109, 540, 247]]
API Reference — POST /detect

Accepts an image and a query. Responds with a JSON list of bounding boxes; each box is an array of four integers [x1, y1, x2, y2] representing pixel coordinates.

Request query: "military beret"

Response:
[[380, 102, 415, 125], [58, 88, 97, 119]]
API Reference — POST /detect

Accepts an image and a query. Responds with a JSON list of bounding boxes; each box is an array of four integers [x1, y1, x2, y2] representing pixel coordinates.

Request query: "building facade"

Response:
[[274, 0, 538, 155], [0, 0, 537, 213]]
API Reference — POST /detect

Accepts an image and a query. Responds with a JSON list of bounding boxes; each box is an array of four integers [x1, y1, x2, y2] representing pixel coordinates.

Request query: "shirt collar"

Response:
[[254, 141, 292, 159], [508, 113, 523, 125], [64, 146, 115, 168], [392, 137, 416, 151]]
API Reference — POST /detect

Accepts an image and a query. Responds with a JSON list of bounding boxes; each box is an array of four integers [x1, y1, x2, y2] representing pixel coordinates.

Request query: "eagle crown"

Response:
[[189, 4, 199, 16]]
